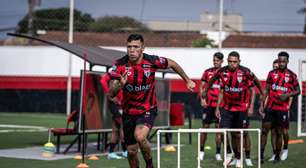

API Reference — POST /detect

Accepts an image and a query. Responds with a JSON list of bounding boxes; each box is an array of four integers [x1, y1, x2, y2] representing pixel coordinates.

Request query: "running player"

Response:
[[109, 34, 195, 168], [100, 72, 127, 159], [259, 52, 300, 163], [203, 51, 264, 167], [199, 52, 224, 161]]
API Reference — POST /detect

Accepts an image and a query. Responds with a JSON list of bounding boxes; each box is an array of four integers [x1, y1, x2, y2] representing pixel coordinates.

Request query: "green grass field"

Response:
[[0, 112, 306, 168]]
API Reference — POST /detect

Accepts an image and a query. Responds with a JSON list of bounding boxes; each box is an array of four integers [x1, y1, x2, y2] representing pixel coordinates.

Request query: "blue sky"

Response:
[[0, 0, 305, 39]]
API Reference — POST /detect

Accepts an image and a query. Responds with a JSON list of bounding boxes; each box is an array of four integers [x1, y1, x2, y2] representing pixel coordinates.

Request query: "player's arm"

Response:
[[200, 81, 207, 107], [280, 85, 301, 101], [253, 75, 264, 98], [248, 87, 255, 116], [202, 75, 218, 99], [109, 71, 128, 98], [215, 88, 224, 119], [259, 83, 270, 116], [167, 58, 195, 91]]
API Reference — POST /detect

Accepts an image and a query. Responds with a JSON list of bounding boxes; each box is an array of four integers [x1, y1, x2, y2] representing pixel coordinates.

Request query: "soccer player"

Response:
[[259, 52, 300, 163], [203, 51, 264, 167], [199, 52, 224, 161], [109, 34, 195, 168], [100, 72, 127, 159]]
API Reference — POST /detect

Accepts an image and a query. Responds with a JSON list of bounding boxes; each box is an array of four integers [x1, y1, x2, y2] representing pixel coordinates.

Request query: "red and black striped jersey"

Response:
[[110, 53, 168, 115], [265, 68, 299, 111], [100, 73, 123, 105], [201, 67, 221, 107], [215, 65, 255, 112]]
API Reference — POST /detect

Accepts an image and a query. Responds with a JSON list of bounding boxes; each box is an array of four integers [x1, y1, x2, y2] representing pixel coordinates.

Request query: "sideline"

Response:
[[0, 124, 48, 133]]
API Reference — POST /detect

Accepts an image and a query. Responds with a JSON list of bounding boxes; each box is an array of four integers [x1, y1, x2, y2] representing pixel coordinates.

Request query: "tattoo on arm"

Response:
[[109, 80, 123, 98]]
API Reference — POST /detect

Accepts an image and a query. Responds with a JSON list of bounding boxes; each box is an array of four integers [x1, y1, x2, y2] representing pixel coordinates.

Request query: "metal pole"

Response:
[[66, 0, 74, 115], [218, 0, 224, 51], [157, 131, 161, 168]]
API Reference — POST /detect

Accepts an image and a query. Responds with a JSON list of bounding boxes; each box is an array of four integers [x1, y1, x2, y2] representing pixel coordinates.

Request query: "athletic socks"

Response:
[[283, 144, 288, 150], [200, 144, 205, 152], [245, 151, 251, 158], [216, 147, 221, 154], [109, 143, 116, 153], [145, 158, 153, 168]]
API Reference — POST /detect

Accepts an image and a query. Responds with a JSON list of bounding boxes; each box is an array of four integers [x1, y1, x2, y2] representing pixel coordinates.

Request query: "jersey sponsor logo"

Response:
[[125, 84, 151, 92], [271, 84, 288, 92], [211, 84, 220, 89], [224, 86, 243, 92], [142, 64, 152, 68]]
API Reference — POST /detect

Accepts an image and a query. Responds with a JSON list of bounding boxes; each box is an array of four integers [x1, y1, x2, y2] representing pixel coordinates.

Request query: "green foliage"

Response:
[[88, 15, 150, 32], [17, 8, 94, 34], [191, 38, 216, 48]]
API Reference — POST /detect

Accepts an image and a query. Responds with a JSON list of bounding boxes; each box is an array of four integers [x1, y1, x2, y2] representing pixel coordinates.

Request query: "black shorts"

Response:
[[122, 108, 157, 145], [220, 109, 249, 128], [202, 107, 219, 125], [108, 100, 122, 119], [262, 108, 289, 129]]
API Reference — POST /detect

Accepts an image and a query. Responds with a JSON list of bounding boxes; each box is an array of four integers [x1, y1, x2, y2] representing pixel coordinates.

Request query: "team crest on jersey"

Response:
[[237, 72, 243, 83], [223, 72, 228, 81], [125, 67, 132, 76], [274, 73, 278, 79], [284, 77, 289, 83], [144, 69, 151, 77]]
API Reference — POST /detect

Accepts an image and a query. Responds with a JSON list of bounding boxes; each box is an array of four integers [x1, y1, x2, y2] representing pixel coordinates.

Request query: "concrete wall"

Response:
[[0, 46, 305, 80]]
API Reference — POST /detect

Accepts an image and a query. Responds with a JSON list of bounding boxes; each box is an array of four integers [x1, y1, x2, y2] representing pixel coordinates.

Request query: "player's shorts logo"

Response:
[[202, 113, 206, 120]]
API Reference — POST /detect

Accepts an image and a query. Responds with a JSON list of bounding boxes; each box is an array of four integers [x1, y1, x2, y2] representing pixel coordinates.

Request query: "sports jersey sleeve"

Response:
[[266, 71, 273, 85], [292, 73, 299, 88], [153, 56, 168, 69], [110, 62, 124, 80], [201, 70, 208, 82]]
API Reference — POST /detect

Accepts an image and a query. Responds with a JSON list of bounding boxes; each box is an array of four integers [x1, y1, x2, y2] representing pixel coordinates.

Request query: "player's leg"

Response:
[[122, 113, 139, 168], [244, 117, 253, 166], [268, 128, 277, 161], [280, 111, 290, 161], [107, 119, 122, 159], [215, 122, 223, 161], [200, 107, 212, 160], [260, 109, 273, 163], [219, 109, 234, 165], [135, 108, 157, 168], [273, 110, 286, 163]]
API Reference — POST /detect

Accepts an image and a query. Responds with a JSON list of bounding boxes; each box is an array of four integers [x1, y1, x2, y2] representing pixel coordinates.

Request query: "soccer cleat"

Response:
[[245, 158, 254, 167], [122, 151, 128, 158], [199, 151, 205, 160], [215, 153, 222, 161], [107, 152, 123, 159], [280, 149, 288, 160], [273, 155, 280, 164], [229, 158, 237, 166], [268, 154, 275, 162], [235, 159, 242, 168], [224, 153, 233, 165]]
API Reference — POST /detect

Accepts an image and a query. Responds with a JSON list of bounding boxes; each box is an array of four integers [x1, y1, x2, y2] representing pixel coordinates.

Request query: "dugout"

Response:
[[7, 33, 177, 153]]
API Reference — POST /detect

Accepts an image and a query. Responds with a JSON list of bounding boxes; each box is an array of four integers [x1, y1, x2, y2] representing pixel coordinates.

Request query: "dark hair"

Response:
[[273, 59, 278, 64], [278, 51, 289, 59], [127, 34, 144, 43], [213, 52, 224, 60], [228, 51, 240, 59]]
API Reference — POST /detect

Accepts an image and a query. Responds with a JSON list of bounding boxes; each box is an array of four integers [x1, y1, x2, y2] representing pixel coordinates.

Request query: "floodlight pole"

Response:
[[66, 0, 74, 116], [218, 0, 224, 51]]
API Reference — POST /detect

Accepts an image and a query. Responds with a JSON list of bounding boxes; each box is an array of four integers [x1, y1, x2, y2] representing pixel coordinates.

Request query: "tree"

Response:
[[191, 38, 216, 48], [297, 0, 306, 33], [88, 16, 150, 32], [17, 8, 94, 34]]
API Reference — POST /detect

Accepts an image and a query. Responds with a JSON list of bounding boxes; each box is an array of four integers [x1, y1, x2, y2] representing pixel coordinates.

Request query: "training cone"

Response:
[[205, 145, 212, 150], [164, 145, 176, 152], [288, 139, 304, 144], [41, 142, 56, 157], [88, 155, 99, 160], [76, 163, 89, 168], [74, 154, 82, 160]]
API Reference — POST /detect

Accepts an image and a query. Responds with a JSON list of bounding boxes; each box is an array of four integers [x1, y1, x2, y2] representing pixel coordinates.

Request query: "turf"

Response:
[[0, 112, 305, 168]]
